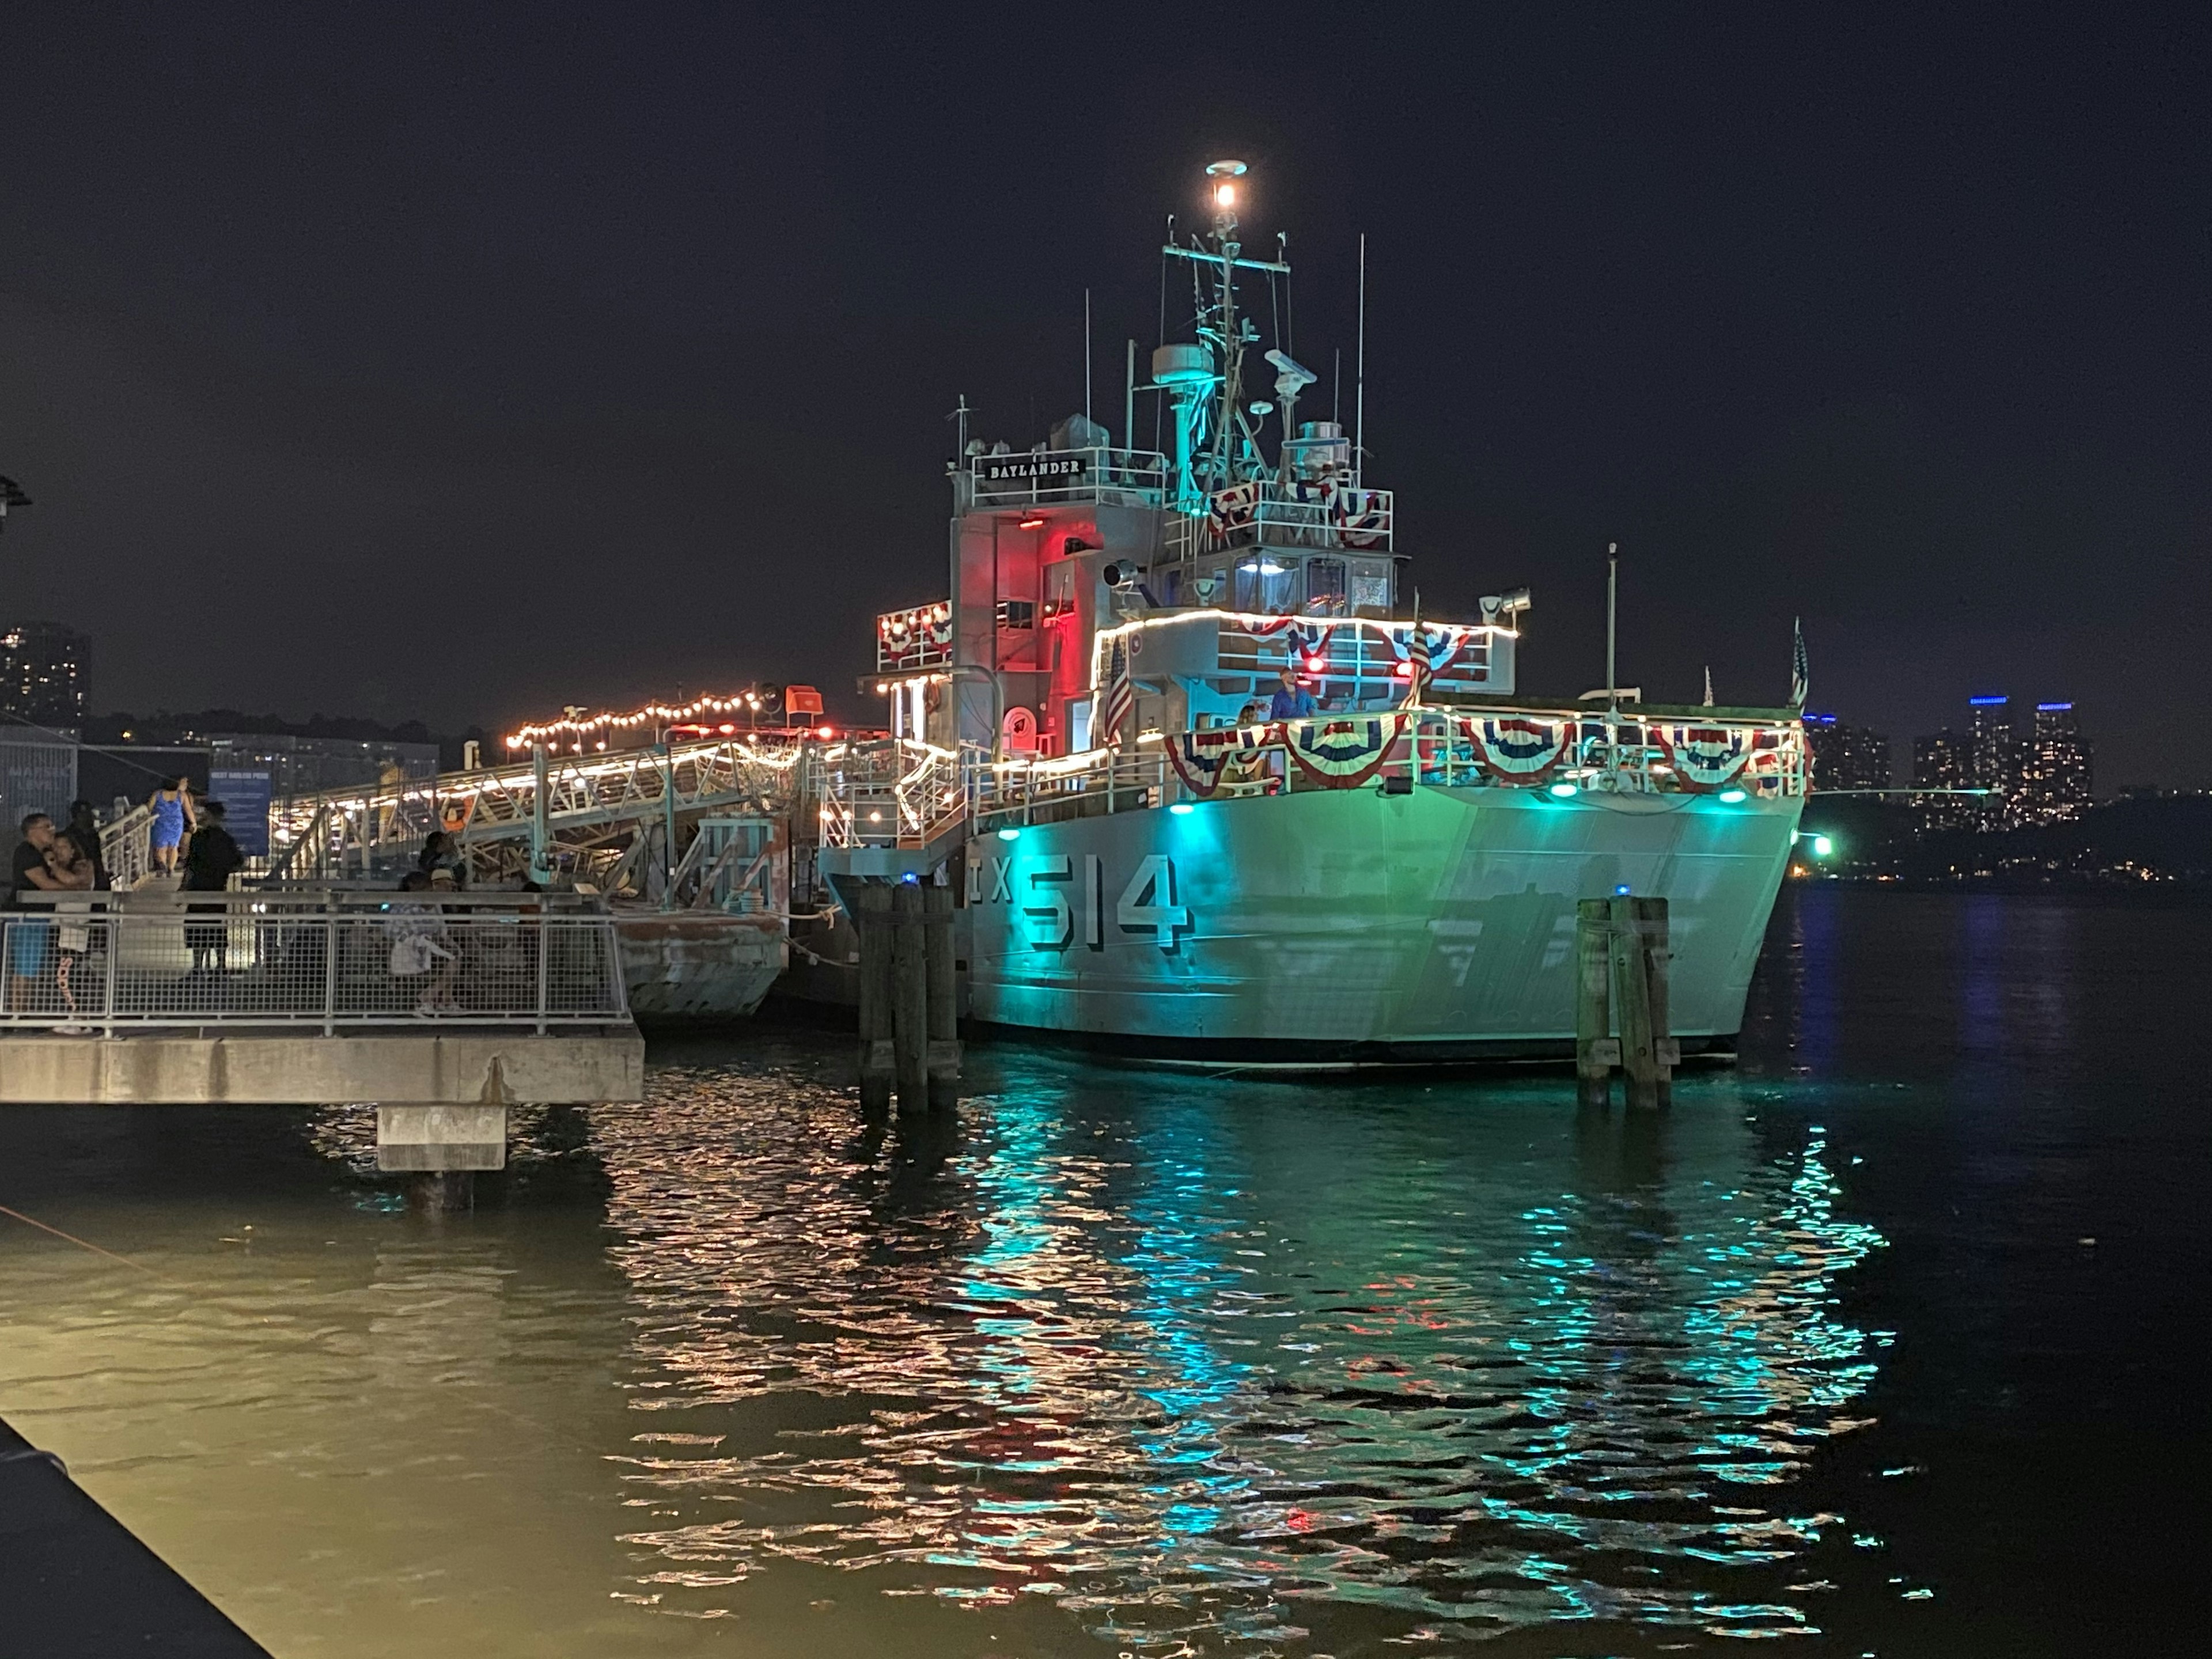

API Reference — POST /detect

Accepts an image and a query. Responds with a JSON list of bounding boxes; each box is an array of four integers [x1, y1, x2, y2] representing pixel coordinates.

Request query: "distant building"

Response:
[[196, 732, 441, 798], [1914, 695, 2094, 833], [1912, 727, 1976, 832], [1965, 696, 2018, 830], [2021, 702, 2093, 823], [0, 620, 89, 733], [1802, 713, 1891, 793]]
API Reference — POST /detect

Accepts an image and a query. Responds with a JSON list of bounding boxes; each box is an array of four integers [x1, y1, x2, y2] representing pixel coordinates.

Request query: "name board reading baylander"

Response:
[[975, 453, 1086, 483]]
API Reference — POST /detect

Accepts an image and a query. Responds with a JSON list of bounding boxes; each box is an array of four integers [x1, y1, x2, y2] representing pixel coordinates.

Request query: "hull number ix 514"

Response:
[[975, 853, 1192, 952]]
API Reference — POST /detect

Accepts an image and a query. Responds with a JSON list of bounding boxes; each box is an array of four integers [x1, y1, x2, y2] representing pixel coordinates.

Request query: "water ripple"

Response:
[[595, 1059, 1887, 1649]]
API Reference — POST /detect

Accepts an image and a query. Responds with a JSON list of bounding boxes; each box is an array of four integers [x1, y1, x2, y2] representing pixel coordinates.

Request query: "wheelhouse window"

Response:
[[1305, 558, 1347, 613], [1234, 555, 1296, 613], [1349, 558, 1392, 613]]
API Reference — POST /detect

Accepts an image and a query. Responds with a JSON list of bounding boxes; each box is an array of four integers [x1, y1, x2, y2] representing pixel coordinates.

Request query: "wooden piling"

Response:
[[1637, 896, 1676, 1105], [854, 884, 893, 1115], [923, 880, 961, 1111], [1575, 899, 1615, 1105], [1608, 895, 1658, 1107], [891, 881, 930, 1113]]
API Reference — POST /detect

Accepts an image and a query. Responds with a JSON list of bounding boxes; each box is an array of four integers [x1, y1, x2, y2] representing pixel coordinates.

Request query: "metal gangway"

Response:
[[1, 892, 628, 1035], [93, 734, 807, 894]]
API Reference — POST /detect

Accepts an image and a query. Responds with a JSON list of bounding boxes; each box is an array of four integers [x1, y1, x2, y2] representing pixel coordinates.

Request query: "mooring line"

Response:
[[0, 1203, 176, 1283]]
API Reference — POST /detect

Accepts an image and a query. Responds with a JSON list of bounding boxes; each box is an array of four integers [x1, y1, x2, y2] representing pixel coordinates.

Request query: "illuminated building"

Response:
[[2021, 702, 2093, 823], [1801, 713, 1890, 793], [0, 619, 89, 733], [1911, 727, 1975, 832], [1914, 696, 2092, 832]]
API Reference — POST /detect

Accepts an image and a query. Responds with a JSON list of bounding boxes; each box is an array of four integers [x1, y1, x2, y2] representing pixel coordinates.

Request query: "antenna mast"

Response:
[[1354, 233, 1367, 488], [1605, 542, 1619, 717], [1084, 288, 1093, 430]]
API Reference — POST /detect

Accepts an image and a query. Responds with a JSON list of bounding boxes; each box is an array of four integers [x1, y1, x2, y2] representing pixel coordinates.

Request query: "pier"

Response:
[[1, 892, 642, 1202]]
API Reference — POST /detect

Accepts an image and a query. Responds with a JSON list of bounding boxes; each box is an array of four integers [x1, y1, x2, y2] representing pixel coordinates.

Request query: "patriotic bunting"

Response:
[[1461, 715, 1574, 780], [1164, 724, 1281, 797], [1285, 713, 1408, 788], [1653, 724, 1752, 791]]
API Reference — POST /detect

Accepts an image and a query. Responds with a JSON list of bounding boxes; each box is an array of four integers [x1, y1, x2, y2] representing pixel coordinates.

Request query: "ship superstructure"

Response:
[[821, 162, 1806, 1060]]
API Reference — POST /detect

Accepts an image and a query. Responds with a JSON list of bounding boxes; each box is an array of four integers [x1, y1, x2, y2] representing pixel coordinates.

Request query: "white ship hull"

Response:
[[959, 785, 1799, 1058]]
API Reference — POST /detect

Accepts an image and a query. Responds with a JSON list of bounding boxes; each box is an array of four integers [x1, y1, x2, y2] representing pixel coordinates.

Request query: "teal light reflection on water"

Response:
[[588, 1062, 1893, 1650]]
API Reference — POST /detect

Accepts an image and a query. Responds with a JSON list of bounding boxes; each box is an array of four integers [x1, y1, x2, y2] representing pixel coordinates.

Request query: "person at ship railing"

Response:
[[1267, 662, 1319, 722]]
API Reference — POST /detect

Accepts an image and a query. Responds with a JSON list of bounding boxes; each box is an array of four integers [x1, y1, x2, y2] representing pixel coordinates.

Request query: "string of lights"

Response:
[[505, 691, 815, 749]]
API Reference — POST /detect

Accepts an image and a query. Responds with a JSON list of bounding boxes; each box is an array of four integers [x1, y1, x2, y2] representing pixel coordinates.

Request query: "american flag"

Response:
[[1789, 617, 1809, 709], [1103, 635, 1135, 747]]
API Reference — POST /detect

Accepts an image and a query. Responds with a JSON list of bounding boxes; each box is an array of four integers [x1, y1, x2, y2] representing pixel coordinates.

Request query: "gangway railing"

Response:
[[1, 894, 628, 1034], [813, 740, 976, 852], [264, 733, 807, 882], [99, 803, 155, 892]]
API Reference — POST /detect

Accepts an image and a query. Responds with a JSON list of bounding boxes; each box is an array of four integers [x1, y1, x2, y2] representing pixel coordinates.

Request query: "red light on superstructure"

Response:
[[1017, 515, 1047, 529], [1393, 660, 1414, 678], [816, 725, 835, 738]]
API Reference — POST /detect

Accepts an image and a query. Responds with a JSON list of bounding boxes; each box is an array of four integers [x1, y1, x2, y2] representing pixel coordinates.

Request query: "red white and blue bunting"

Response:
[[1652, 724, 1752, 791], [1286, 713, 1408, 789], [1332, 487, 1391, 548], [1164, 723, 1281, 797], [1461, 715, 1573, 781]]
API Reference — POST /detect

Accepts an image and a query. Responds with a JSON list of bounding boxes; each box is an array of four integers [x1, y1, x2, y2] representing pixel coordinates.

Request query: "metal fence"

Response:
[[0, 895, 628, 1032]]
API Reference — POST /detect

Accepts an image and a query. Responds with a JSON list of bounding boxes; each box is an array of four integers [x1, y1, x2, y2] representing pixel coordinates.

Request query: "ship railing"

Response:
[[959, 447, 1169, 511], [1160, 482, 1396, 562], [971, 742, 1172, 830], [1, 892, 628, 1034], [813, 738, 978, 851], [968, 710, 1805, 824], [877, 600, 953, 672]]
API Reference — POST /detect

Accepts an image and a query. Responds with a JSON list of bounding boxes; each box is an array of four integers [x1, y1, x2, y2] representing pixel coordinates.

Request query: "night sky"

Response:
[[2, 7, 2205, 785]]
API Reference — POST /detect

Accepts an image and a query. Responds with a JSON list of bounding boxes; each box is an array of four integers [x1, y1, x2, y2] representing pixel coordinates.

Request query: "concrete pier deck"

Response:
[[0, 1027, 643, 1106]]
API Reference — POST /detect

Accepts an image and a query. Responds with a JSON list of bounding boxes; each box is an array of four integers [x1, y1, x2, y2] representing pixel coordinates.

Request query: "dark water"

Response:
[[1, 887, 2203, 1655]]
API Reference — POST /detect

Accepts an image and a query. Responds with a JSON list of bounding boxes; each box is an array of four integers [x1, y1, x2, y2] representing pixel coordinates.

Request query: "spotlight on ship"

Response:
[[1812, 834, 1836, 858], [1548, 781, 1578, 798], [1169, 802, 1195, 816], [1718, 787, 1747, 803]]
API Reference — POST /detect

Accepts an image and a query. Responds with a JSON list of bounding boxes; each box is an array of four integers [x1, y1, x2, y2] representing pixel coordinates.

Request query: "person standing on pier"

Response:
[[147, 777, 195, 880], [6, 814, 70, 1011], [62, 800, 110, 892], [181, 801, 245, 979]]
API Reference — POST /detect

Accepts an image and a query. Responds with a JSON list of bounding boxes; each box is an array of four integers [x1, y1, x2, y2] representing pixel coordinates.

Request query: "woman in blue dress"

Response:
[[147, 775, 196, 879]]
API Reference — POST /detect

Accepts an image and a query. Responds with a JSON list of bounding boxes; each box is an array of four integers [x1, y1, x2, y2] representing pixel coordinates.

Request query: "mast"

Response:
[[1205, 160, 1246, 490], [1355, 233, 1367, 489], [1605, 540, 1622, 773]]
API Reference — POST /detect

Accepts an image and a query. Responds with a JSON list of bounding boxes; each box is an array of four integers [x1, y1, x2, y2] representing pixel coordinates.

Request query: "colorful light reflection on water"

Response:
[[595, 1063, 1886, 1648]]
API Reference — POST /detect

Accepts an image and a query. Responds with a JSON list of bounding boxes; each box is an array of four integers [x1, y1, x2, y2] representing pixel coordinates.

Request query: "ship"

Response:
[[800, 161, 1808, 1062]]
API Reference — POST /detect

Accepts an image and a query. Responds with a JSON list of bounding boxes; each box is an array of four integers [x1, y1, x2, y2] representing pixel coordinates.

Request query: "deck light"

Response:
[[1018, 514, 1047, 530], [1548, 781, 1578, 798], [1169, 802, 1195, 816], [1717, 787, 1747, 803], [1811, 834, 1836, 857], [1615, 884, 1631, 896], [997, 827, 1021, 841]]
